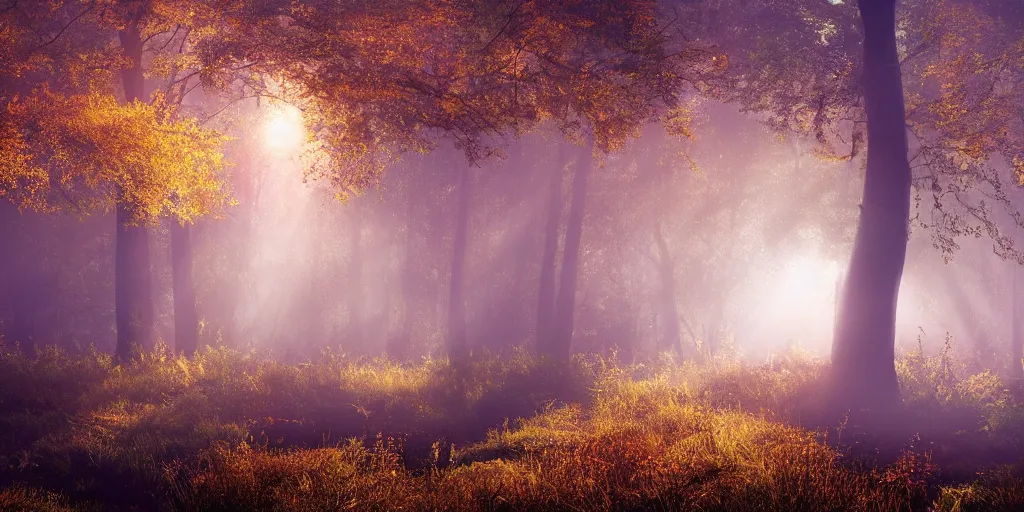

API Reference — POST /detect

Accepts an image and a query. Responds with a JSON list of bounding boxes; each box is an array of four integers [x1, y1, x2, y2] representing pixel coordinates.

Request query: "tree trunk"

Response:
[[387, 179, 419, 360], [0, 207, 33, 355], [347, 211, 364, 343], [171, 221, 199, 356], [653, 221, 683, 354], [402, 185, 417, 338], [536, 143, 567, 353], [1013, 264, 1022, 379], [550, 139, 595, 360], [502, 142, 532, 349], [447, 161, 471, 359], [114, 22, 154, 361], [831, 0, 911, 411]]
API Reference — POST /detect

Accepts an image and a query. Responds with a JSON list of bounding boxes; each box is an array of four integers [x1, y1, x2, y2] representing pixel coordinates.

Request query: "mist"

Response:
[[8, 99, 1009, 363], [2, 0, 1023, 510]]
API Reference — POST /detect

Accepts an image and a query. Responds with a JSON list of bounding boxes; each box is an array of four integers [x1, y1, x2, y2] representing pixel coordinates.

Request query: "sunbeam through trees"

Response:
[[1, 0, 1023, 510]]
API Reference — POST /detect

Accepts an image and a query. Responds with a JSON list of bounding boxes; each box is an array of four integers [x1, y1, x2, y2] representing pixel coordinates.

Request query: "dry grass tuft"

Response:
[[1, 341, 1023, 510]]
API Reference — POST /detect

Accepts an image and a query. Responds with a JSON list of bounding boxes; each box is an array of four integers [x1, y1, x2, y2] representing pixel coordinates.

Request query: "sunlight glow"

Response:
[[773, 255, 841, 311], [262, 105, 306, 154], [745, 253, 843, 357]]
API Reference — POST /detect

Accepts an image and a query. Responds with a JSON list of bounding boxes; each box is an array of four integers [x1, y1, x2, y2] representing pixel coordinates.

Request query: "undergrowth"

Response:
[[1, 340, 1023, 511]]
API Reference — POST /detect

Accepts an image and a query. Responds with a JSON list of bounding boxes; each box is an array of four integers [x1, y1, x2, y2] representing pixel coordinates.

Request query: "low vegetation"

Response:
[[1, 340, 1023, 511]]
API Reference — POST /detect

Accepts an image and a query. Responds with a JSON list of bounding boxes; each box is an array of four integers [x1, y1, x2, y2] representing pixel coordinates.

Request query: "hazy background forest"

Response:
[[1, 0, 1024, 510], [4, 99, 1022, 369]]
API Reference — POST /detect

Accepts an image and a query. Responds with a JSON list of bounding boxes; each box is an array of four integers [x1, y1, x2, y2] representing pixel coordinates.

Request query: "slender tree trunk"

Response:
[[380, 235, 394, 348], [387, 180, 418, 360], [0, 206, 32, 354], [653, 221, 683, 354], [114, 23, 154, 361], [536, 143, 567, 354], [6, 265, 39, 356], [347, 211, 364, 343], [163, 105, 200, 358], [447, 161, 471, 359], [1012, 264, 1022, 379], [831, 0, 910, 410], [402, 187, 417, 337], [171, 221, 199, 356], [550, 139, 595, 360]]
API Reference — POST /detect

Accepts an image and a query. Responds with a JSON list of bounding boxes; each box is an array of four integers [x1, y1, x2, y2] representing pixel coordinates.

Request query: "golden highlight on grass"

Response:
[[0, 342, 1023, 511]]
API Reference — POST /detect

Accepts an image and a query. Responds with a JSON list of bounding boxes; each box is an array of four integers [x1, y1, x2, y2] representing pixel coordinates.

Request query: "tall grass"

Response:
[[1, 340, 1023, 511]]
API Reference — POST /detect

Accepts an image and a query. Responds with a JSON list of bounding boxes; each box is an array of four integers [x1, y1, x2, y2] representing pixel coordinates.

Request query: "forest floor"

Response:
[[1, 342, 1024, 511]]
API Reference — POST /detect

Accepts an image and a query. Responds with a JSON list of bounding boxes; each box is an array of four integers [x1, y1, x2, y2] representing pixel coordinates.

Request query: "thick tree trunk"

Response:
[[115, 204, 154, 360], [550, 139, 595, 360], [114, 23, 154, 361], [447, 161, 471, 359], [171, 221, 198, 356], [831, 0, 910, 411], [536, 143, 567, 353], [653, 221, 683, 354]]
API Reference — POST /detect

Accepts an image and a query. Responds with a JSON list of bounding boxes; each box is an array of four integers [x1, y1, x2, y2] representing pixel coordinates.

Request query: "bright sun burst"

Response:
[[756, 254, 843, 345], [262, 105, 306, 154], [774, 255, 842, 309], [741, 253, 844, 356]]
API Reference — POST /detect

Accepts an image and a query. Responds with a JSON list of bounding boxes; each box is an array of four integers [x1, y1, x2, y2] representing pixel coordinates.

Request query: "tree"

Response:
[[492, 1, 713, 359], [535, 143, 568, 350], [548, 138, 595, 359], [170, 214, 199, 356], [447, 158, 472, 358], [687, 0, 1022, 409], [691, 0, 1022, 259], [0, 1, 233, 359], [115, 16, 156, 359], [1013, 264, 1023, 379], [830, 0, 912, 410]]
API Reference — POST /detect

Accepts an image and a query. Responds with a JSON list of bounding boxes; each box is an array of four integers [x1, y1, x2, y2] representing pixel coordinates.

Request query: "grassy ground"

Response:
[[1, 341, 1023, 511]]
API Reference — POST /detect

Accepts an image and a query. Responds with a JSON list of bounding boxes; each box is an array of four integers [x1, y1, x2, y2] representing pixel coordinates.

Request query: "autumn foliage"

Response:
[[1, 0, 1024, 509]]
